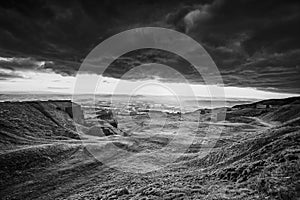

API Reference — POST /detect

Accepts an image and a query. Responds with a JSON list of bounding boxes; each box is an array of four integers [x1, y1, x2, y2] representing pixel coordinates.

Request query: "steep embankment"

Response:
[[0, 101, 81, 149]]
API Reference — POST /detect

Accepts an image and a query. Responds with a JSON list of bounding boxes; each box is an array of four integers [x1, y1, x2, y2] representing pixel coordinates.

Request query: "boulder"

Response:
[[86, 125, 117, 137], [96, 109, 113, 120], [96, 109, 118, 128], [86, 125, 106, 137], [107, 119, 118, 128]]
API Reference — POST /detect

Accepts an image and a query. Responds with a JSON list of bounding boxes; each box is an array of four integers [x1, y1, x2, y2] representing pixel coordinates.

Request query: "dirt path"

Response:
[[250, 116, 274, 128]]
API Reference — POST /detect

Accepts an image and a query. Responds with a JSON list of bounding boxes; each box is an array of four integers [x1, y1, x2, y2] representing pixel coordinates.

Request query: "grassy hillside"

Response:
[[0, 101, 81, 149], [0, 97, 299, 199]]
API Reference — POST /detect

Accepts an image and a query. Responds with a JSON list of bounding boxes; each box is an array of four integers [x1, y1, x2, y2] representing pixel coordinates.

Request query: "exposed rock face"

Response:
[[0, 100, 126, 148], [96, 109, 113, 120], [86, 124, 122, 137], [49, 100, 84, 124], [86, 125, 106, 137], [96, 109, 118, 128]]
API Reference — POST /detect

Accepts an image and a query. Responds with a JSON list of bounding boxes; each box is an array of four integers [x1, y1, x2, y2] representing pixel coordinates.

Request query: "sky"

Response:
[[0, 0, 299, 98]]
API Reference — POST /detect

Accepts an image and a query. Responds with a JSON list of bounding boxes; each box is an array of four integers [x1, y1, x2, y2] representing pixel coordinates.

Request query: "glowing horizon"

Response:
[[0, 71, 298, 100]]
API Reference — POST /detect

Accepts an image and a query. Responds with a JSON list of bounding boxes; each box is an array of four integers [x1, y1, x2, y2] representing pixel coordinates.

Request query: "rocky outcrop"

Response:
[[48, 100, 84, 124], [86, 124, 124, 137], [96, 108, 118, 128], [0, 100, 127, 148]]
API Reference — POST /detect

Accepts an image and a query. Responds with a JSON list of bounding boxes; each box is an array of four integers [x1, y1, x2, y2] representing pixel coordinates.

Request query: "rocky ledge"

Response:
[[0, 100, 124, 149]]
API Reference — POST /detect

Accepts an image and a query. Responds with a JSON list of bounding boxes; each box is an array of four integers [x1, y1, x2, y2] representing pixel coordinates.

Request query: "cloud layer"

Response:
[[0, 0, 299, 93]]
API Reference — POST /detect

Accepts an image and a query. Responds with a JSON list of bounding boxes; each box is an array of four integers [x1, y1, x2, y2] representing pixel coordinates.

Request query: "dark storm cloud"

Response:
[[0, 0, 299, 93], [0, 0, 187, 60], [101, 49, 203, 83], [0, 56, 80, 77], [0, 0, 197, 77], [165, 0, 300, 93]]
